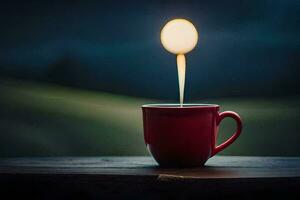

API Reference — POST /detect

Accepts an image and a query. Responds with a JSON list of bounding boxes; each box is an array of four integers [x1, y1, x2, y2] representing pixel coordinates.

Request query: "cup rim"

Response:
[[142, 104, 219, 109]]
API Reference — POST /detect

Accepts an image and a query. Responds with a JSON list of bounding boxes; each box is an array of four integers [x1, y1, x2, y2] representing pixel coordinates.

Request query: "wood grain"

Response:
[[0, 156, 299, 199]]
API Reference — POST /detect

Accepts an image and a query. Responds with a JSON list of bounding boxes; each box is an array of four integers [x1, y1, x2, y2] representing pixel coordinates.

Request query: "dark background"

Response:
[[0, 0, 299, 157]]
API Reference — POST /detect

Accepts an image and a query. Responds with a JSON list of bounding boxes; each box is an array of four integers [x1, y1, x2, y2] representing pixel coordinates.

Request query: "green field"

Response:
[[1, 79, 300, 157]]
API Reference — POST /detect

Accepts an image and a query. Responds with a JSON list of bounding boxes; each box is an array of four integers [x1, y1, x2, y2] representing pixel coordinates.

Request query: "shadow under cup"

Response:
[[142, 104, 242, 167]]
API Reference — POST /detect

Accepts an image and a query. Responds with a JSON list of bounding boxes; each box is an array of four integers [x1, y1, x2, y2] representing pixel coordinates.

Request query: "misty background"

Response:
[[0, 0, 299, 157]]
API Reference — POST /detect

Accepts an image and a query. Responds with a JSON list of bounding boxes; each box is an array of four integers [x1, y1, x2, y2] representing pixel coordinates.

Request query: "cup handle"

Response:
[[211, 111, 242, 157]]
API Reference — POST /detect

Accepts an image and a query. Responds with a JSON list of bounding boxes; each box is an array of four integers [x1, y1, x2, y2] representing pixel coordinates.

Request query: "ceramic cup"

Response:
[[142, 104, 242, 167]]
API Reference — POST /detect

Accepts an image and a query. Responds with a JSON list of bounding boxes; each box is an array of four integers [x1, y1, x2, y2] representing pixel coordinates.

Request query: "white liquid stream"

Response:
[[177, 54, 186, 107]]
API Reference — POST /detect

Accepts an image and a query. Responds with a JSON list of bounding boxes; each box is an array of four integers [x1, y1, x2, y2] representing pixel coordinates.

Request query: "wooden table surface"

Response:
[[1, 156, 300, 199]]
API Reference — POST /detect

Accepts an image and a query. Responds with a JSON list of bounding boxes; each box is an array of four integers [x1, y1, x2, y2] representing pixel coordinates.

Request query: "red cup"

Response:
[[142, 104, 242, 167]]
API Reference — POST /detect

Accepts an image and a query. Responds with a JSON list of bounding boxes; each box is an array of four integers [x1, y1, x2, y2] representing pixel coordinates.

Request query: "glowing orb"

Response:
[[161, 19, 198, 54]]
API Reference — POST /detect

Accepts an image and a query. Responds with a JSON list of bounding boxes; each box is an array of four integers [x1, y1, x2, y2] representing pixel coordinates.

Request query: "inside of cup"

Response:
[[142, 104, 219, 108]]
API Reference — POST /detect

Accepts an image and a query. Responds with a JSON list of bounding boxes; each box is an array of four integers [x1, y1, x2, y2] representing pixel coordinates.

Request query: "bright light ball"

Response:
[[161, 19, 198, 54]]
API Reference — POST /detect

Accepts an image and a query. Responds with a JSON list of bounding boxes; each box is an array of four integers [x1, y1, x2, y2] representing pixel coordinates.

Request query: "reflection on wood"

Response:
[[0, 156, 299, 199]]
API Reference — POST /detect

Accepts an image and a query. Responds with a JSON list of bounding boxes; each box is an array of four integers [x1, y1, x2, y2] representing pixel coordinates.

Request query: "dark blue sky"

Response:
[[0, 0, 299, 99]]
